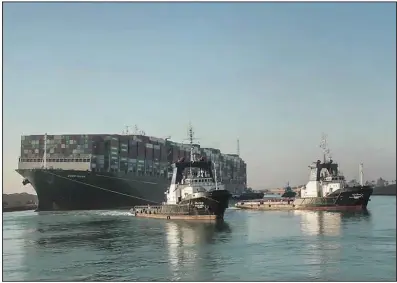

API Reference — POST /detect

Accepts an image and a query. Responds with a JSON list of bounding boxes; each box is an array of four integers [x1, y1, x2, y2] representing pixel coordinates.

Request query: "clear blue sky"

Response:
[[3, 2, 396, 193]]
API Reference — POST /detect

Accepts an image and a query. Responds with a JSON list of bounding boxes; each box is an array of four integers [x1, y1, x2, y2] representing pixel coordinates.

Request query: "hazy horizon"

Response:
[[3, 2, 396, 194]]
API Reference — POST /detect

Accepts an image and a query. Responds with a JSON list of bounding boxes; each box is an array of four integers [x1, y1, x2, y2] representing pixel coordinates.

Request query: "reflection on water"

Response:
[[165, 220, 231, 280], [29, 213, 133, 252], [3, 198, 395, 281], [165, 220, 231, 247], [292, 210, 373, 281], [294, 210, 371, 237]]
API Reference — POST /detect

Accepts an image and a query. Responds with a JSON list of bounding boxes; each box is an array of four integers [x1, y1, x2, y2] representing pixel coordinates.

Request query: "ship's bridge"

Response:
[[324, 175, 345, 182], [184, 178, 214, 186], [18, 155, 92, 171]]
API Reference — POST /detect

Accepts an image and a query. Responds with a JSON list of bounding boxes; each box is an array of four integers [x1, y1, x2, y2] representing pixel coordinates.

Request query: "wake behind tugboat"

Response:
[[236, 135, 373, 211], [131, 125, 231, 221]]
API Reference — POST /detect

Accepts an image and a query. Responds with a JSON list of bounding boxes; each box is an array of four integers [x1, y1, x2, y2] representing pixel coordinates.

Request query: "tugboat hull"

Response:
[[131, 189, 231, 220], [132, 212, 219, 221], [236, 186, 373, 211]]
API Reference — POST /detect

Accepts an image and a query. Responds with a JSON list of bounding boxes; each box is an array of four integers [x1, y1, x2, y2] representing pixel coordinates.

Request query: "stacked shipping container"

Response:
[[109, 136, 120, 171], [19, 134, 247, 184], [136, 139, 146, 173], [128, 140, 138, 173], [119, 139, 129, 172], [20, 134, 92, 160], [160, 144, 168, 163], [145, 143, 154, 174], [152, 144, 160, 174]]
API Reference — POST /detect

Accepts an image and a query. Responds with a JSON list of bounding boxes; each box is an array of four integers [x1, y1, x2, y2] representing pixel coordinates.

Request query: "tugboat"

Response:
[[236, 135, 373, 211], [130, 125, 231, 220], [281, 182, 297, 198]]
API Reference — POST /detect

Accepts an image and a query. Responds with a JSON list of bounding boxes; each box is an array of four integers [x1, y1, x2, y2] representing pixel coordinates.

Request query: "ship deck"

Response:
[[130, 205, 219, 220], [235, 197, 367, 211]]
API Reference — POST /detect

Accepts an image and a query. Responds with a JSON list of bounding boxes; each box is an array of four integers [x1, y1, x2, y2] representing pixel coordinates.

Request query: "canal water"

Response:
[[3, 196, 396, 281]]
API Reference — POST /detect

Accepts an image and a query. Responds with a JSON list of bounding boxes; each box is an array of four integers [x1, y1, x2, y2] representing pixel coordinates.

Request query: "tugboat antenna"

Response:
[[188, 122, 194, 177], [189, 123, 194, 162], [319, 133, 332, 163], [213, 161, 219, 190]]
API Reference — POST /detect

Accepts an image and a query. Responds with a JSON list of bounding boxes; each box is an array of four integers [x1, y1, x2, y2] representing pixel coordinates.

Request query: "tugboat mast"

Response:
[[319, 133, 332, 163], [359, 163, 364, 186], [188, 123, 194, 177], [214, 161, 219, 190]]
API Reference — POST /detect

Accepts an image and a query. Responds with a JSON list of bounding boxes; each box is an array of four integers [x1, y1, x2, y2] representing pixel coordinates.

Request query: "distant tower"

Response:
[[237, 139, 240, 157]]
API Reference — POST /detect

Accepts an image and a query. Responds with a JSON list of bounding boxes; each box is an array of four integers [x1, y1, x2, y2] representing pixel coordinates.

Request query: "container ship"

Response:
[[16, 131, 247, 211], [372, 183, 396, 196]]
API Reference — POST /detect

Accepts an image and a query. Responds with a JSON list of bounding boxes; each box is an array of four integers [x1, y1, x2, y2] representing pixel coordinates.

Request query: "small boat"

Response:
[[131, 125, 231, 221], [281, 182, 297, 198], [236, 135, 373, 211]]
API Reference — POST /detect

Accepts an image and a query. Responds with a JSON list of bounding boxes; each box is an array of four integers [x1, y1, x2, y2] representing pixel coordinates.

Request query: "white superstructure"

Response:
[[165, 162, 225, 205], [300, 134, 364, 198], [164, 124, 224, 205]]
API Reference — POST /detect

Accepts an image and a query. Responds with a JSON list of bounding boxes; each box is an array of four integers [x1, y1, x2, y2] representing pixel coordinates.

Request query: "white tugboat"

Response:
[[236, 134, 373, 211], [130, 124, 231, 220]]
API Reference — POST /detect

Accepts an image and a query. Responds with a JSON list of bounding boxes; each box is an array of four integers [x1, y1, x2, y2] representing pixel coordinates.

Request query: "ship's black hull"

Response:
[[236, 185, 374, 211], [16, 169, 170, 211], [372, 184, 396, 196], [325, 185, 373, 208], [207, 189, 232, 218], [285, 185, 374, 210], [135, 189, 232, 220], [292, 186, 373, 210]]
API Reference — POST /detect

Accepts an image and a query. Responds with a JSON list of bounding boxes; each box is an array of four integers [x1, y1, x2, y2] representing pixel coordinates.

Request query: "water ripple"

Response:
[[3, 197, 396, 281]]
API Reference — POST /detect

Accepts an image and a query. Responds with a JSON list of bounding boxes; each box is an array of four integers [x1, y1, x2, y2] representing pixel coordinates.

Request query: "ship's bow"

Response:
[[208, 189, 231, 219], [329, 185, 374, 209], [359, 186, 374, 208]]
